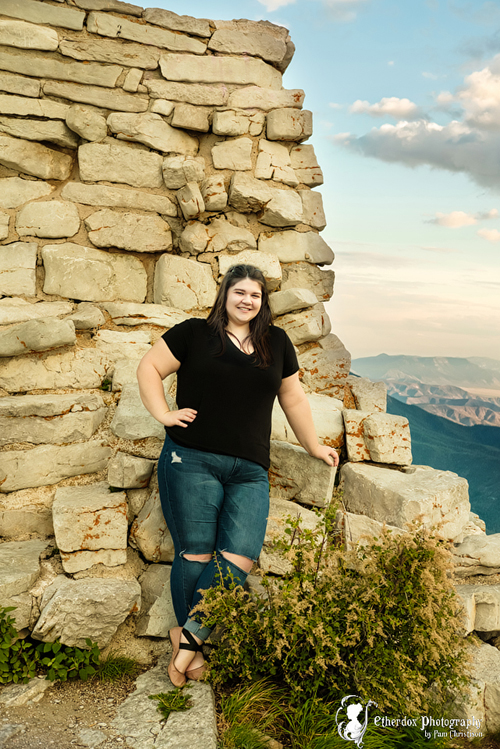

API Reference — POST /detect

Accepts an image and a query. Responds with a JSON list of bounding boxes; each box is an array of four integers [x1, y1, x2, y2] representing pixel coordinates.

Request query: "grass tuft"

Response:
[[95, 651, 138, 682], [149, 686, 193, 721]]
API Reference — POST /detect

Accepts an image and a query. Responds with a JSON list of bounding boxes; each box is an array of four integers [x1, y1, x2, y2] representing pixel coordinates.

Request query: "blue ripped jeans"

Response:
[[158, 432, 270, 641]]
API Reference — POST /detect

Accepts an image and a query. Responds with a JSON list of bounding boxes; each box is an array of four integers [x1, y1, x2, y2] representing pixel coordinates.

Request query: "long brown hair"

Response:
[[206, 264, 274, 368]]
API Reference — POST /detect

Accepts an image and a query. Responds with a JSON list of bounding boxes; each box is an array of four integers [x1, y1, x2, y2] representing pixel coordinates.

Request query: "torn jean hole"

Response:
[[171, 451, 182, 464]]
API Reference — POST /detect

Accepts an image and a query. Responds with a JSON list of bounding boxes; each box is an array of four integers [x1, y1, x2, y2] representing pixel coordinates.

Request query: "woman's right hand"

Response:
[[160, 408, 197, 428]]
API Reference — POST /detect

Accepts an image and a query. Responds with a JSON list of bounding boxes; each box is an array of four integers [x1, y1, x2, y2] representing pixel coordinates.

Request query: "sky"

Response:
[[144, 0, 500, 360]]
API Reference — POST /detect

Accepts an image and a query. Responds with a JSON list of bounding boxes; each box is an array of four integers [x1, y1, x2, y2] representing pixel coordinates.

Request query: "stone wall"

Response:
[[0, 6, 497, 722]]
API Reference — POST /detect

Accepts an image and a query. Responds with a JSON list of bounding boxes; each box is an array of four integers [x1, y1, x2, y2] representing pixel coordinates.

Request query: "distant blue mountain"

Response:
[[352, 354, 500, 388]]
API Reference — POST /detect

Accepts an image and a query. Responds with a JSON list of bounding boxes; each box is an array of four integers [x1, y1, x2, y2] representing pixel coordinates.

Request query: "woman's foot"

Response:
[[168, 627, 205, 687]]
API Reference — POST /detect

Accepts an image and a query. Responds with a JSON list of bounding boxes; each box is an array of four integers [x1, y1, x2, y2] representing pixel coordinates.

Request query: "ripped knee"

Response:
[[221, 550, 254, 574], [183, 553, 212, 563]]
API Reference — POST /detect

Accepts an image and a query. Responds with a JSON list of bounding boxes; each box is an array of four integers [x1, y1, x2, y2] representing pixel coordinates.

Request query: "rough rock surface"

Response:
[[343, 410, 412, 465], [346, 375, 387, 412], [78, 142, 163, 189], [0, 318, 76, 358], [108, 452, 156, 489], [0, 539, 49, 598], [453, 534, 500, 576], [261, 497, 322, 575], [269, 440, 336, 508], [0, 242, 37, 296], [129, 487, 175, 563], [272, 392, 344, 448], [136, 564, 176, 637], [85, 210, 172, 253], [259, 230, 333, 264], [154, 254, 217, 310]]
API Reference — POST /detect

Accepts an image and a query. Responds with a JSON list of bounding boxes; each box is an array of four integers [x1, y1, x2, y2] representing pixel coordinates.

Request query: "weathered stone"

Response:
[[201, 175, 227, 211], [261, 496, 321, 575], [346, 376, 387, 412], [299, 190, 326, 230], [227, 86, 305, 111], [129, 486, 174, 563], [272, 392, 344, 448], [0, 211, 9, 240], [143, 8, 211, 38], [108, 452, 155, 489], [267, 109, 313, 141], [0, 487, 54, 539], [171, 103, 211, 132], [154, 254, 216, 311], [228, 173, 274, 212], [269, 441, 336, 508], [107, 112, 198, 156], [0, 0, 85, 31], [85, 210, 172, 253], [160, 53, 282, 89], [255, 139, 297, 185], [275, 307, 325, 346], [145, 79, 228, 106], [455, 585, 500, 634], [0, 71, 40, 97], [66, 302, 105, 330], [135, 564, 177, 637], [298, 337, 351, 398], [94, 330, 151, 362], [282, 261, 335, 301], [0, 318, 76, 358], [72, 0, 143, 14], [290, 144, 324, 187], [80, 141, 162, 189], [176, 182, 205, 220], [66, 105, 107, 142], [0, 20, 58, 51], [32, 576, 141, 648], [336, 510, 405, 552], [0, 299, 72, 325], [0, 592, 32, 631], [212, 110, 265, 138], [0, 116, 78, 149], [162, 155, 205, 189], [0, 348, 110, 392], [0, 135, 73, 180], [111, 384, 168, 441], [343, 410, 412, 464], [269, 287, 317, 316], [451, 642, 500, 733], [453, 534, 500, 576], [0, 539, 48, 598], [205, 217, 256, 254], [43, 81, 149, 112], [0, 48, 122, 87], [42, 243, 147, 303], [341, 463, 470, 541], [0, 442, 112, 493], [87, 12, 207, 55], [219, 250, 281, 291], [0, 393, 106, 446], [212, 137, 253, 171], [151, 99, 175, 116], [0, 177, 54, 209], [208, 28, 287, 64], [62, 182, 176, 216], [16, 200, 80, 239], [59, 38, 159, 69], [260, 189, 303, 227], [123, 67, 143, 92], [102, 302, 190, 328]]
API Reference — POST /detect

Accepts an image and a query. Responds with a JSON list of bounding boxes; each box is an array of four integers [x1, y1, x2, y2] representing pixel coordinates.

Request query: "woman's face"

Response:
[[225, 278, 263, 327]]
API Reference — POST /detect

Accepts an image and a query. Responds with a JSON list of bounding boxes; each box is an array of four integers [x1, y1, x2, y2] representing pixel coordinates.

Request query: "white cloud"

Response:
[[256, 0, 296, 10], [477, 208, 499, 219], [423, 72, 439, 80], [349, 97, 423, 120], [388, 61, 395, 66], [478, 228, 500, 241], [322, 0, 368, 22], [430, 211, 477, 228], [329, 102, 344, 109]]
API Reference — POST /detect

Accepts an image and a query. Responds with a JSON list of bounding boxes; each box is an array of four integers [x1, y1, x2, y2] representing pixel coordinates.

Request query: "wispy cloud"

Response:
[[329, 102, 344, 109], [349, 96, 423, 120], [322, 0, 368, 22], [427, 209, 497, 227], [256, 0, 295, 10], [478, 228, 500, 241], [422, 72, 439, 80], [419, 245, 459, 253]]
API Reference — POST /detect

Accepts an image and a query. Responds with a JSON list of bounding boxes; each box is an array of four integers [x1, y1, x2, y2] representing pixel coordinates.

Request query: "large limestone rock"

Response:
[[282, 261, 335, 301], [0, 177, 54, 209], [259, 230, 333, 264], [0, 242, 37, 296], [66, 105, 107, 142], [85, 210, 172, 253], [103, 302, 190, 328], [453, 534, 500, 576], [107, 112, 199, 156], [180, 217, 256, 255], [208, 28, 287, 64], [59, 37, 158, 68], [159, 52, 282, 89], [219, 250, 282, 291], [0, 93, 69, 119], [272, 392, 344, 448], [0, 117, 79, 149], [0, 71, 41, 98], [171, 103, 211, 132], [94, 330, 151, 362], [227, 86, 305, 111], [261, 497, 322, 575], [136, 565, 177, 637], [42, 243, 147, 303], [451, 642, 500, 734], [108, 452, 155, 489], [275, 307, 325, 346], [346, 375, 387, 412], [260, 189, 303, 228], [129, 486, 175, 563], [212, 110, 265, 138], [111, 384, 168, 441], [163, 155, 205, 189], [269, 288, 317, 316], [78, 142, 163, 189], [87, 11, 207, 54], [154, 254, 217, 311], [0, 539, 49, 599], [65, 302, 105, 330], [336, 509, 405, 552], [145, 79, 229, 106], [211, 137, 253, 171], [16, 201, 80, 239], [176, 182, 205, 219], [32, 576, 141, 648], [269, 440, 336, 508], [72, 1, 143, 16], [0, 0, 85, 31], [0, 442, 112, 493], [299, 190, 326, 230], [199, 174, 229, 211], [43, 81, 149, 112], [142, 8, 211, 37], [298, 336, 351, 399], [0, 135, 73, 180], [0, 392, 106, 446], [0, 48, 122, 87], [290, 144, 324, 187], [228, 173, 274, 212], [267, 109, 313, 141], [0, 299, 72, 326], [0, 319, 76, 358], [342, 410, 412, 465], [455, 585, 500, 634], [52, 483, 128, 573], [0, 348, 110, 392], [341, 463, 470, 541], [62, 182, 176, 217]]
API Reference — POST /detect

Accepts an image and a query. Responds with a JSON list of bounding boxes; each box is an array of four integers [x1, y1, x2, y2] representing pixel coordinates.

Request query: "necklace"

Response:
[[226, 330, 251, 353]]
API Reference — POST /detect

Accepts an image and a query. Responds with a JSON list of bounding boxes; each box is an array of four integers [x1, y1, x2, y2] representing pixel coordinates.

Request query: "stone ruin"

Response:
[[0, 0, 499, 733]]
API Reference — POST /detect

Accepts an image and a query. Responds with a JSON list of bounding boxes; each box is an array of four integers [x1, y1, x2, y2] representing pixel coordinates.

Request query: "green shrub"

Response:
[[149, 686, 193, 721], [35, 639, 100, 681], [0, 607, 39, 684], [195, 508, 470, 715]]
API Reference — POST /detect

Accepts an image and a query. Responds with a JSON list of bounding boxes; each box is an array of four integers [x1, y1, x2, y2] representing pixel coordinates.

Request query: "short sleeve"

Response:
[[161, 320, 193, 363], [282, 331, 299, 378]]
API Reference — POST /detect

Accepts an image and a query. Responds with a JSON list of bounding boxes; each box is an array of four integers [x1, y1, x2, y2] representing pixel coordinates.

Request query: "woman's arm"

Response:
[[136, 338, 197, 428], [277, 372, 339, 467]]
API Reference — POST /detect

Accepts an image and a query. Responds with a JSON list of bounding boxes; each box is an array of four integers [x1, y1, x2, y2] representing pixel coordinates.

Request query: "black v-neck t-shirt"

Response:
[[161, 319, 299, 469]]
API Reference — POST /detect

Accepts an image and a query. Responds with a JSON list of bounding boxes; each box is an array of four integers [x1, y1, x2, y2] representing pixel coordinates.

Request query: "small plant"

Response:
[[100, 378, 113, 391], [149, 686, 193, 721], [0, 607, 39, 685], [35, 638, 100, 681], [217, 679, 285, 749], [96, 651, 138, 681]]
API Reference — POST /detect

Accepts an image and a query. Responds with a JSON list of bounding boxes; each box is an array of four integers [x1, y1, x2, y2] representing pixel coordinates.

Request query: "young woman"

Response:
[[137, 263, 339, 687]]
